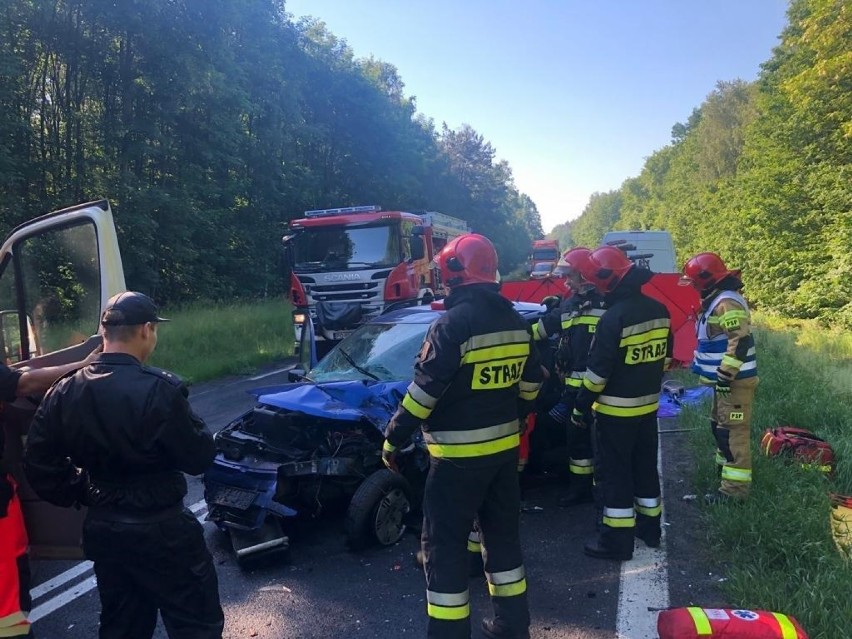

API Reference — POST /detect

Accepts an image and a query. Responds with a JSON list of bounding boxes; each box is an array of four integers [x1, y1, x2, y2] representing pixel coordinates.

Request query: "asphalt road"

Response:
[[27, 363, 721, 638]]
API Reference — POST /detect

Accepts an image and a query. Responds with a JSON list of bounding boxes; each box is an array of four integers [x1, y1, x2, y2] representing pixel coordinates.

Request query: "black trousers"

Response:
[[83, 510, 224, 639], [421, 457, 529, 639], [563, 390, 594, 476], [593, 413, 661, 551]]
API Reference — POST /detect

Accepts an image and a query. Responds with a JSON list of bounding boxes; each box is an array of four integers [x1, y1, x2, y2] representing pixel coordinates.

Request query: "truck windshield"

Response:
[[292, 223, 401, 272], [532, 248, 559, 261]]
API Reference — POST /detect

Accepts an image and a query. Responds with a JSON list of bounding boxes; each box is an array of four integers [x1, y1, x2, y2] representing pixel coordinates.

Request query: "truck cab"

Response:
[[0, 200, 126, 558], [284, 205, 468, 354]]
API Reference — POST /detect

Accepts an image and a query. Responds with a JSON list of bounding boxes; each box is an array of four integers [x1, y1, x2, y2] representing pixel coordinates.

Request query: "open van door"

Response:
[[0, 199, 125, 559]]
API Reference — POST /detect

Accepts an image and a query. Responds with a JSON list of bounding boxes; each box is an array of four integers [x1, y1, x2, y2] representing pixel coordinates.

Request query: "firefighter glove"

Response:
[[382, 440, 400, 473], [548, 402, 571, 424], [715, 374, 732, 397]]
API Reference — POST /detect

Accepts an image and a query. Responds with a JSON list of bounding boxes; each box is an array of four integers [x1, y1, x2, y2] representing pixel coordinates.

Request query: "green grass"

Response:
[[684, 319, 852, 639], [147, 298, 294, 384]]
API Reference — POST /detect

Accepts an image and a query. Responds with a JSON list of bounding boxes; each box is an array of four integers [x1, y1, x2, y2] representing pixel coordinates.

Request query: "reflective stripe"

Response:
[[569, 458, 594, 475], [572, 316, 600, 327], [468, 530, 481, 552], [619, 326, 670, 347], [518, 380, 541, 401], [462, 343, 530, 365], [425, 421, 518, 445], [721, 466, 752, 483], [534, 320, 548, 341], [635, 497, 662, 516], [621, 318, 670, 338], [772, 613, 797, 639], [426, 590, 470, 621], [427, 433, 519, 458], [687, 607, 712, 635], [486, 566, 525, 585], [402, 393, 431, 419], [719, 309, 748, 330], [461, 330, 531, 359], [583, 377, 606, 392], [382, 440, 395, 453], [721, 355, 743, 369], [603, 507, 635, 527], [585, 369, 607, 386], [565, 377, 583, 388], [407, 382, 438, 409], [715, 452, 727, 466], [488, 578, 527, 597], [593, 393, 659, 417]]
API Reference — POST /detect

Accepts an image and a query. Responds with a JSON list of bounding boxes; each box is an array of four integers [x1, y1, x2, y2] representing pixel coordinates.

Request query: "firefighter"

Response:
[[680, 252, 758, 502], [573, 246, 671, 560], [383, 234, 542, 639], [534, 247, 606, 506], [23, 292, 224, 639], [1, 351, 100, 637]]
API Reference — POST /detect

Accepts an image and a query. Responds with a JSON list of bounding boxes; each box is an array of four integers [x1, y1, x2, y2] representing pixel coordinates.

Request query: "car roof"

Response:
[[373, 300, 544, 325]]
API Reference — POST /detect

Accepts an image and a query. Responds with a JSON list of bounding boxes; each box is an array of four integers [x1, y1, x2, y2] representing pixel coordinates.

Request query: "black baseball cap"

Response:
[[100, 292, 170, 326]]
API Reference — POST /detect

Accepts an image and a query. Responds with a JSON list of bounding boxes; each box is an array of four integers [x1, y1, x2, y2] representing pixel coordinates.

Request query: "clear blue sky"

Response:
[[285, 0, 789, 232]]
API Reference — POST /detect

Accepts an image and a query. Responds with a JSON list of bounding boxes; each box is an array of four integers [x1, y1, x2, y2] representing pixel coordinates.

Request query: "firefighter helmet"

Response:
[[557, 247, 594, 292], [679, 252, 739, 291], [579, 246, 633, 294], [436, 233, 499, 288]]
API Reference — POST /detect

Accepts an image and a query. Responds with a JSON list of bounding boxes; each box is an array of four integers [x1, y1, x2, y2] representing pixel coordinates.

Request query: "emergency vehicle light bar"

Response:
[[304, 205, 381, 218]]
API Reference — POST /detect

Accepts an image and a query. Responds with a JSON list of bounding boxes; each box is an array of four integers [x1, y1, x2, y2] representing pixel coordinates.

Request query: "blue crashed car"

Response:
[[204, 301, 546, 563]]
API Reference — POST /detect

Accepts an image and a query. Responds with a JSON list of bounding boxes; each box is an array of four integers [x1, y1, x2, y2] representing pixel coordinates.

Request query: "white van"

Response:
[[601, 230, 677, 273]]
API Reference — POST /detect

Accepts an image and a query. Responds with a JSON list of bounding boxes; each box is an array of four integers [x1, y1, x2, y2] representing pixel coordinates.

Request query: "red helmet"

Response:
[[435, 233, 499, 288], [679, 252, 739, 291], [580, 246, 633, 294], [558, 247, 592, 276]]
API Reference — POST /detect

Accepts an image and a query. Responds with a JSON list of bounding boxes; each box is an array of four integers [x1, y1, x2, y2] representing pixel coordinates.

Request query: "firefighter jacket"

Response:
[[693, 282, 756, 384], [575, 268, 672, 419], [24, 353, 216, 512], [385, 284, 543, 467], [534, 290, 606, 390]]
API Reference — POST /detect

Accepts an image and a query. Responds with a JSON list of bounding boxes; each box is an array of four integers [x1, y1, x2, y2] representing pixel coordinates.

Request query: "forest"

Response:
[[551, 0, 851, 328], [0, 0, 543, 303]]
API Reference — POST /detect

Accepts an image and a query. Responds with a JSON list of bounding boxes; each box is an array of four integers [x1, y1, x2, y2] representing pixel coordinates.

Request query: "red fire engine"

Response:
[[284, 205, 469, 352]]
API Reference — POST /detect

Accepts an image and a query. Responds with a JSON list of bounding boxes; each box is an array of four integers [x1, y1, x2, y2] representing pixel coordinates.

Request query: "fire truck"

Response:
[[528, 239, 560, 278], [284, 205, 469, 353]]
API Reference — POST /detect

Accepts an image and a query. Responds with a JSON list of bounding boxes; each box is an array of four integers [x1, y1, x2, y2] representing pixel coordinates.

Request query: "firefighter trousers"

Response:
[[0, 478, 32, 638], [82, 510, 224, 639], [593, 414, 661, 553], [421, 456, 529, 639], [562, 391, 594, 479], [711, 376, 759, 498]]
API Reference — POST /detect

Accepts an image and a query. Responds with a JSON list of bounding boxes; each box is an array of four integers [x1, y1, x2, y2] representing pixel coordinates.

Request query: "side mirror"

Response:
[[288, 367, 306, 383], [409, 236, 425, 261]]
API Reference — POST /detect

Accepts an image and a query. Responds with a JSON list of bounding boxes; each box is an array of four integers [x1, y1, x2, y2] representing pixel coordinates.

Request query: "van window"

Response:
[[0, 221, 101, 361]]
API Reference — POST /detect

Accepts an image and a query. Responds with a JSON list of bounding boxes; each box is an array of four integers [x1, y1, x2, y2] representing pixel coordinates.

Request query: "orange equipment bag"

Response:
[[760, 426, 835, 475], [518, 413, 536, 473], [657, 607, 808, 639]]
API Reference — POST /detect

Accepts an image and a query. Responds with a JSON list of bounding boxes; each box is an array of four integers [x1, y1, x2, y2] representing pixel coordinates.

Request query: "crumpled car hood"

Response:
[[248, 380, 410, 431]]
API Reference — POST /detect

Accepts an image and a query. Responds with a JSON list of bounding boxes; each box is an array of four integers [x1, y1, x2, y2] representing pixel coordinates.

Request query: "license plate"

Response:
[[208, 485, 258, 511]]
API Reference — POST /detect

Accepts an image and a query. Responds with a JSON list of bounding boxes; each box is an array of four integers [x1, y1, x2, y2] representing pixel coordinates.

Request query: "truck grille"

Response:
[[307, 281, 380, 302]]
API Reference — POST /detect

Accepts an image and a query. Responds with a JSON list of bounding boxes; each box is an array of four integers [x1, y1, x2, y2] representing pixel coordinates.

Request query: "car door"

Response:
[[0, 199, 126, 559], [289, 313, 318, 382]]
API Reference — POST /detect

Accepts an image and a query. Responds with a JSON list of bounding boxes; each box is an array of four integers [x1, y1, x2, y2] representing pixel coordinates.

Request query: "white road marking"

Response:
[[616, 419, 670, 638], [249, 364, 295, 381], [29, 499, 208, 622]]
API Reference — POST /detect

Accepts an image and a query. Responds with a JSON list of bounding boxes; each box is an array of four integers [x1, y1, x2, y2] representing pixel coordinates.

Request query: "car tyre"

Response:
[[345, 469, 412, 551]]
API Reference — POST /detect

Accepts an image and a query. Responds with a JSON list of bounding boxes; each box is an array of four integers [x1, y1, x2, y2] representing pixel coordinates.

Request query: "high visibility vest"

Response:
[[657, 607, 809, 639], [0, 475, 31, 637], [692, 291, 757, 382]]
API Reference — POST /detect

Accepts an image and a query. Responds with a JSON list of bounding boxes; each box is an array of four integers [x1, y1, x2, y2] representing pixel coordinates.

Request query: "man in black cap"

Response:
[[24, 292, 224, 639]]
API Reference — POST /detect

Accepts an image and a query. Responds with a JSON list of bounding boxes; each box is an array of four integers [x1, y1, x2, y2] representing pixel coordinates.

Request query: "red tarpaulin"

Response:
[[500, 274, 699, 366]]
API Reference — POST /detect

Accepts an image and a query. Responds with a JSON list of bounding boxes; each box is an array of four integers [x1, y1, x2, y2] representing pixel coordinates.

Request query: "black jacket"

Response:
[[536, 289, 606, 384], [386, 284, 543, 466], [575, 268, 672, 419], [24, 353, 215, 512]]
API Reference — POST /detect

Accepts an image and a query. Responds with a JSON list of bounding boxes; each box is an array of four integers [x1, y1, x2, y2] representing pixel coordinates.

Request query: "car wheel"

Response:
[[345, 469, 412, 551]]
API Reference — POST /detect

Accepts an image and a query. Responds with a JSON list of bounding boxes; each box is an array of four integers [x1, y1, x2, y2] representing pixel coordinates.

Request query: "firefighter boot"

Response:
[[634, 514, 661, 548], [481, 618, 530, 639], [559, 473, 594, 507], [583, 528, 633, 561]]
